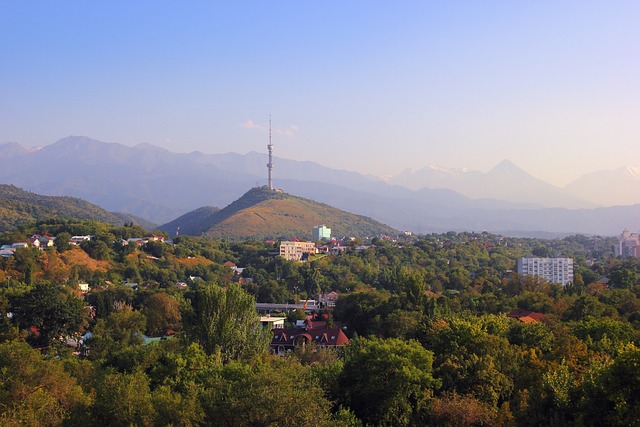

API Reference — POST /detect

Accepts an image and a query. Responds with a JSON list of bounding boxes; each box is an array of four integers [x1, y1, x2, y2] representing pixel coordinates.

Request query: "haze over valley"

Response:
[[2, 136, 640, 237]]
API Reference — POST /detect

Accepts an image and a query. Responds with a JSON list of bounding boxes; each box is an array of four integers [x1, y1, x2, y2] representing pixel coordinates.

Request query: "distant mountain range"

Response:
[[1, 136, 639, 236], [389, 161, 640, 209], [389, 160, 594, 209], [564, 167, 640, 207], [159, 186, 398, 240]]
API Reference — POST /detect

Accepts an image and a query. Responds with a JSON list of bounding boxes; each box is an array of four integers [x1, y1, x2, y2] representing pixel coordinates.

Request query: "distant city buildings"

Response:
[[279, 241, 316, 261], [615, 230, 640, 258], [517, 257, 574, 285], [312, 225, 331, 241]]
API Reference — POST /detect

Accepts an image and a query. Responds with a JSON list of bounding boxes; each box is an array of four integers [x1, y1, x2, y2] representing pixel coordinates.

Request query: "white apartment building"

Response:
[[517, 257, 574, 285], [279, 241, 316, 261]]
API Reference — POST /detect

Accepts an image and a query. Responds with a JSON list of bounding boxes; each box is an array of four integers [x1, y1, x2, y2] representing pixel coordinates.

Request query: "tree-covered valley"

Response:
[[1, 219, 639, 426]]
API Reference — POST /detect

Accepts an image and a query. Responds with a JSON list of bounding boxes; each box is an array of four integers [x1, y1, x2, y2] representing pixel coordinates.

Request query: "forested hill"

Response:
[[0, 184, 135, 231], [160, 186, 399, 240]]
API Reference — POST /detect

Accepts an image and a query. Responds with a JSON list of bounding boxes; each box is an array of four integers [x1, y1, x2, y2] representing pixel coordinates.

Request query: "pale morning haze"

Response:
[[1, 1, 639, 187]]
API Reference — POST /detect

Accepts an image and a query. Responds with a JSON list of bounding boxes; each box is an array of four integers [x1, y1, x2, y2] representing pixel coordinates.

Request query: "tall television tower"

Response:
[[267, 116, 274, 190]]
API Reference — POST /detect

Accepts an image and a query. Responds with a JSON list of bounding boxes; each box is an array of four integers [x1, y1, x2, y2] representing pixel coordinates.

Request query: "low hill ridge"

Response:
[[0, 184, 148, 231]]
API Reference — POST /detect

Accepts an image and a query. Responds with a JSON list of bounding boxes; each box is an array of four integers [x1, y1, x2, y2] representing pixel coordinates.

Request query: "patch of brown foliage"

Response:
[[430, 392, 511, 426], [177, 256, 214, 267], [60, 247, 111, 272]]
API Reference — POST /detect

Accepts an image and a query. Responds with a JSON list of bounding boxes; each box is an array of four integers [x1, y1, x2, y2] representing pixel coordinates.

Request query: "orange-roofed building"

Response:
[[507, 309, 545, 323]]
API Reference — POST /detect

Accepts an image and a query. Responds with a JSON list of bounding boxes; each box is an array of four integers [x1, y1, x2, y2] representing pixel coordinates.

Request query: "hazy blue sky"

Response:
[[1, 1, 639, 186]]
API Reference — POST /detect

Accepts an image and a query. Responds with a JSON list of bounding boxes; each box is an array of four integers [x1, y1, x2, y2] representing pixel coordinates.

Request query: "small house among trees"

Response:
[[506, 309, 545, 323], [271, 327, 349, 356]]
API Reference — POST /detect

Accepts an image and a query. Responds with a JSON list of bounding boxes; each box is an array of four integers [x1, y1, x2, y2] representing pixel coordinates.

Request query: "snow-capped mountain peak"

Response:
[[625, 166, 640, 177]]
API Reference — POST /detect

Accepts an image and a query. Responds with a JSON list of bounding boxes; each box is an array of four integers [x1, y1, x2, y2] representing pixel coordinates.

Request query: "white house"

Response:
[[260, 316, 285, 329]]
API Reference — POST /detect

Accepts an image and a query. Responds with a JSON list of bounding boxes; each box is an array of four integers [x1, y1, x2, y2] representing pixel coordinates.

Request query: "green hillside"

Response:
[[161, 186, 398, 240], [0, 184, 135, 231], [112, 212, 158, 231], [160, 206, 221, 237]]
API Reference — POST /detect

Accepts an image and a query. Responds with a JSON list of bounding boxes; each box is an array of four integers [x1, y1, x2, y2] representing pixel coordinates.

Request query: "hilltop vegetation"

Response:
[[161, 186, 398, 240], [0, 184, 148, 231], [1, 218, 640, 425]]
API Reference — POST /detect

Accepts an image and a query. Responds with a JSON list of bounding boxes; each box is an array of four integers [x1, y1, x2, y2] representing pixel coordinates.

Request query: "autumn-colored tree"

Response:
[[0, 341, 90, 426], [143, 292, 181, 336], [428, 392, 508, 427]]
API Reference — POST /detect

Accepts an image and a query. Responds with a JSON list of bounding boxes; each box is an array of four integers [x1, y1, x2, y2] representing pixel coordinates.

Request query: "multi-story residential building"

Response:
[[615, 230, 640, 258], [312, 225, 331, 241], [517, 257, 574, 285], [279, 241, 316, 261]]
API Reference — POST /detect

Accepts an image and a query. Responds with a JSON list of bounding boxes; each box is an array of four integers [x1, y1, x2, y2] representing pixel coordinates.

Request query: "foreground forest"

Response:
[[1, 220, 639, 426]]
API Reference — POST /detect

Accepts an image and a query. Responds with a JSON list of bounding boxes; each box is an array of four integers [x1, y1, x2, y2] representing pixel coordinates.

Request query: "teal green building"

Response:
[[313, 225, 331, 241]]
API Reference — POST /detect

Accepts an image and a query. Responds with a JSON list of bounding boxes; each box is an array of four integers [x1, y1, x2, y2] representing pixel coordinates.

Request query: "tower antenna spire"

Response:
[[267, 115, 274, 190]]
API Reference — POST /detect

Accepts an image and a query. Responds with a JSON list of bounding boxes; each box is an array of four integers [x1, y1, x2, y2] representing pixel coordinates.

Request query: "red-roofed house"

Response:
[[270, 327, 349, 356], [507, 309, 545, 323]]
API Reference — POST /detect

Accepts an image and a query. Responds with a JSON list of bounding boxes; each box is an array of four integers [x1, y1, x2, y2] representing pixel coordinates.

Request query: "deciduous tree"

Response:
[[93, 369, 155, 426], [10, 283, 87, 347], [0, 341, 90, 426], [338, 337, 440, 426], [143, 292, 181, 337], [88, 306, 146, 360], [184, 283, 270, 362]]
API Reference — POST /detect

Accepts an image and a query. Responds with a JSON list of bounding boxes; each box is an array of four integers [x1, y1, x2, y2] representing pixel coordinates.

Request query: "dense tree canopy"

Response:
[[338, 337, 440, 426], [10, 283, 87, 347], [1, 220, 639, 425]]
